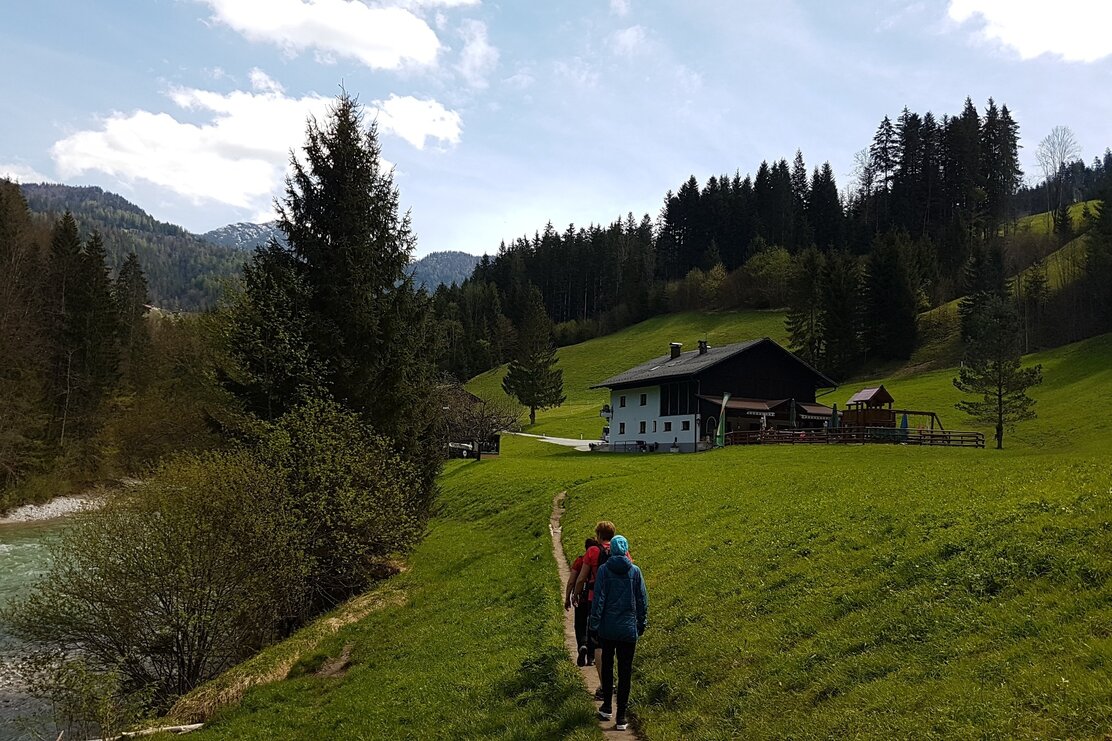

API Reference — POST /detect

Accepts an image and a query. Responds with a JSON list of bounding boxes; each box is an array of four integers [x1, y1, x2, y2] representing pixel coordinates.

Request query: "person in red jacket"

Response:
[[572, 521, 618, 693], [565, 537, 599, 666]]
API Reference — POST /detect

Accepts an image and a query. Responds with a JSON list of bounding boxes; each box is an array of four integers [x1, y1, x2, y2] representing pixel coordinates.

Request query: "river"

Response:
[[1, 519, 65, 740]]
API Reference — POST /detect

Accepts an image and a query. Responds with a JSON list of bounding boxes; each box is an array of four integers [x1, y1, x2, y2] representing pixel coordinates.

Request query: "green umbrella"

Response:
[[830, 402, 839, 429]]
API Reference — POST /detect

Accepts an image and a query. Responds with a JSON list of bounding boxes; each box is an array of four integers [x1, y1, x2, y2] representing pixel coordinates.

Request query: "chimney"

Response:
[[669, 342, 682, 360], [698, 340, 709, 355]]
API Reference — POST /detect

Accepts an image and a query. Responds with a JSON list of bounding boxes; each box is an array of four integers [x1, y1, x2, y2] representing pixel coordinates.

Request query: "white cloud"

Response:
[[610, 0, 630, 17], [51, 74, 462, 211], [248, 67, 284, 93], [372, 94, 462, 149], [948, 0, 1112, 63], [197, 0, 442, 69], [611, 24, 647, 56], [0, 162, 51, 183], [457, 19, 499, 89]]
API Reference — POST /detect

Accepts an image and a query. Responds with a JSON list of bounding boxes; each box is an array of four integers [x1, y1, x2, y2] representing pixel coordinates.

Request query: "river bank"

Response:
[[0, 492, 107, 740], [0, 494, 101, 525]]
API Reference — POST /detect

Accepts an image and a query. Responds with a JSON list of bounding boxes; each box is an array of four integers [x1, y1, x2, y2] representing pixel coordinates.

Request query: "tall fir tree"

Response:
[[953, 297, 1042, 449], [502, 288, 565, 426], [958, 241, 1007, 341], [785, 247, 826, 366], [234, 92, 442, 506], [863, 234, 918, 360], [820, 251, 862, 380], [113, 252, 150, 386], [44, 213, 86, 446]]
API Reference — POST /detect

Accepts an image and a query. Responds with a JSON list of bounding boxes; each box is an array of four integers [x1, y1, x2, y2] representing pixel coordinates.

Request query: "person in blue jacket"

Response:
[[588, 534, 647, 731]]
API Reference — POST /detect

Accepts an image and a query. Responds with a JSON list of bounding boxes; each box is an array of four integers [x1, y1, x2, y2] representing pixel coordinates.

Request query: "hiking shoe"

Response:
[[597, 704, 613, 721], [593, 687, 606, 701], [577, 645, 587, 666], [615, 715, 629, 730]]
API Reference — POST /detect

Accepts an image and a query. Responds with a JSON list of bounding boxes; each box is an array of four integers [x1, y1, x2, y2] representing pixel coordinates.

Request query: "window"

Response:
[[664, 422, 672, 432], [619, 395, 626, 408], [619, 422, 626, 435], [681, 420, 691, 431], [639, 393, 647, 406], [639, 421, 646, 434], [652, 421, 657, 433], [660, 381, 696, 416]]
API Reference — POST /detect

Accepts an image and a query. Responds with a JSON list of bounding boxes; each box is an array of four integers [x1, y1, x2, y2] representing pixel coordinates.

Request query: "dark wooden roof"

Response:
[[592, 338, 836, 390], [847, 385, 894, 406]]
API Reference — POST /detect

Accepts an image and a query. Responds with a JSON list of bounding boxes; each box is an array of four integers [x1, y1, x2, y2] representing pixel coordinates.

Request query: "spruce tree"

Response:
[[785, 247, 825, 366], [863, 234, 918, 360], [44, 213, 85, 445], [821, 251, 862, 380], [953, 297, 1042, 449], [1053, 201, 1073, 242], [958, 242, 1007, 341], [271, 92, 441, 503], [72, 231, 121, 432], [114, 252, 150, 386], [502, 288, 565, 426]]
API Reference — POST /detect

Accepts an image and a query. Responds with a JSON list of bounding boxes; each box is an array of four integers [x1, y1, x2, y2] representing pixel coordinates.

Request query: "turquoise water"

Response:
[[0, 521, 62, 740]]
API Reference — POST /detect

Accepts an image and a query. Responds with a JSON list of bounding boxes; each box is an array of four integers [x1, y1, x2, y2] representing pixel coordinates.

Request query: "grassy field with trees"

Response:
[[176, 322, 1112, 739]]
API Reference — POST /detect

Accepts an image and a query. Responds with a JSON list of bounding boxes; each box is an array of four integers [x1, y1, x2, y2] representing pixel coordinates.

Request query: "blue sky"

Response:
[[2, 0, 1110, 257]]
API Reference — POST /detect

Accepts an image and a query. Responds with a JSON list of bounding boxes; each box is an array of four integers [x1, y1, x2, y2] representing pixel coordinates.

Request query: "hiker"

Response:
[[565, 536, 599, 666], [588, 534, 647, 732], [571, 521, 616, 684]]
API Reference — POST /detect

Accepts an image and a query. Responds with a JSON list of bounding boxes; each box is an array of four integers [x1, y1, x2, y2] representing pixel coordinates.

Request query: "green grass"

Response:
[[1013, 201, 1097, 237], [469, 310, 787, 439], [184, 329, 1112, 739]]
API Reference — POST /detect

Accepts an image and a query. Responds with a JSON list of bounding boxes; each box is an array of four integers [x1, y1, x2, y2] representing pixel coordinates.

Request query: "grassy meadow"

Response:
[[177, 307, 1112, 739]]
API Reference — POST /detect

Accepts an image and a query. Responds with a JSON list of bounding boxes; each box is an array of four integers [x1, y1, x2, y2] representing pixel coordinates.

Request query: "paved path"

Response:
[[549, 492, 638, 740], [511, 432, 598, 452]]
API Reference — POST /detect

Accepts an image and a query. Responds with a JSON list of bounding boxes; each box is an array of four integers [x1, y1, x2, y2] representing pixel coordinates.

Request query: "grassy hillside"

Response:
[[1013, 200, 1097, 236], [183, 330, 1112, 739], [469, 310, 788, 439]]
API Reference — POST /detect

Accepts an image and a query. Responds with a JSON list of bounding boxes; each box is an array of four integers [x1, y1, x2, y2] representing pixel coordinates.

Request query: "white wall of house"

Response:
[[608, 386, 698, 452]]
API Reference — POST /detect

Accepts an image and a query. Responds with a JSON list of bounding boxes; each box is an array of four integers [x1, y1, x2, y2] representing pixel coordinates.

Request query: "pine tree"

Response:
[[72, 231, 121, 431], [114, 252, 150, 386], [44, 213, 85, 445], [820, 251, 862, 380], [0, 180, 47, 486], [953, 297, 1042, 449], [809, 162, 842, 251], [958, 242, 1007, 341], [502, 288, 565, 425], [1053, 201, 1073, 241], [236, 92, 442, 506], [785, 247, 825, 366], [863, 234, 918, 360]]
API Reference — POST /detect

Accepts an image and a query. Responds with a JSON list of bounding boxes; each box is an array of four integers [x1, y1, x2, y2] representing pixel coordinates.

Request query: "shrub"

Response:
[[6, 450, 301, 709]]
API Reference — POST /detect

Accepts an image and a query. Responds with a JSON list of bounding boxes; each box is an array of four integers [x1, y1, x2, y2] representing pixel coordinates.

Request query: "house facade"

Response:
[[593, 338, 836, 452]]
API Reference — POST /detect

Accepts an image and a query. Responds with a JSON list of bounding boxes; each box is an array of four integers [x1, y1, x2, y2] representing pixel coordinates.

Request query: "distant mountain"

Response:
[[201, 221, 284, 251], [410, 251, 481, 290], [20, 183, 245, 311], [198, 222, 480, 289], [18, 184, 482, 310]]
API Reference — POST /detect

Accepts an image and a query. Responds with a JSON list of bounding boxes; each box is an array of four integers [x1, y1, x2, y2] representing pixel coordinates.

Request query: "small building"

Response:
[[842, 385, 896, 428], [592, 338, 836, 452]]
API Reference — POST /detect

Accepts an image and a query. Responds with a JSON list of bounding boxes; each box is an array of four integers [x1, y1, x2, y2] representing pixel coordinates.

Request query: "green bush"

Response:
[[6, 450, 301, 709]]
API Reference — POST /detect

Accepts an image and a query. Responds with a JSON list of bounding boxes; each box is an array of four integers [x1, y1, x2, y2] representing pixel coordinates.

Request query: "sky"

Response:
[[2, 1, 1111, 257]]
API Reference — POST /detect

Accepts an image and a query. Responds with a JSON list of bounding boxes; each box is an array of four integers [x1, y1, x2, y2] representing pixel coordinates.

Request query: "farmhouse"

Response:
[[592, 338, 836, 452]]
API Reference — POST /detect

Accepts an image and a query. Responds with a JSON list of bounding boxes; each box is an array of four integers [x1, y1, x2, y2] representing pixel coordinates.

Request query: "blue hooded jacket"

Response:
[[588, 554, 648, 642]]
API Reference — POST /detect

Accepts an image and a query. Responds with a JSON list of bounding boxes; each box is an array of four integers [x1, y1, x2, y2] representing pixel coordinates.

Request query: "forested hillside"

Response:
[[20, 184, 245, 310], [433, 98, 1112, 385]]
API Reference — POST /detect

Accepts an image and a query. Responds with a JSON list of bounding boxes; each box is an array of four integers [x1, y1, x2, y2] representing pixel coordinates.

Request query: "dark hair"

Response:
[[595, 521, 616, 541], [584, 537, 599, 550]]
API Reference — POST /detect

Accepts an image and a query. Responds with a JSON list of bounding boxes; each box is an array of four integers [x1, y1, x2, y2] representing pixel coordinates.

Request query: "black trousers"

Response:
[[599, 638, 636, 715], [574, 597, 590, 648]]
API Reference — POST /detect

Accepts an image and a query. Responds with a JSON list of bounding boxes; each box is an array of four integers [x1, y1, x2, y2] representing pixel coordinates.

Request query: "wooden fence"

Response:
[[724, 427, 985, 448]]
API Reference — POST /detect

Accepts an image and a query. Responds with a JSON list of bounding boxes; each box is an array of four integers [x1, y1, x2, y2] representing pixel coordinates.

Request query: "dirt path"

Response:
[[549, 491, 638, 741]]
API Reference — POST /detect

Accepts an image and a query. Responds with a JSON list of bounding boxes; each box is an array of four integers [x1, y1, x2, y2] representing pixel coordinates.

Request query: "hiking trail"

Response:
[[550, 491, 638, 741]]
